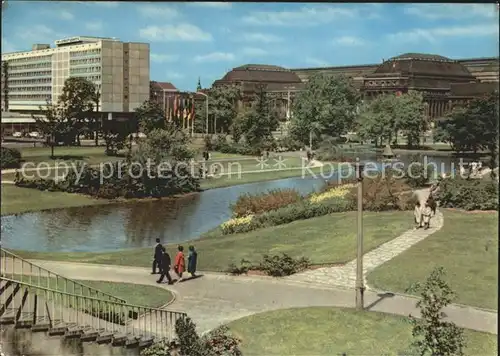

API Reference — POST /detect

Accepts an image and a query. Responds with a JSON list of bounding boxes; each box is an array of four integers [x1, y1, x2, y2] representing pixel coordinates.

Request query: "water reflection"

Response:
[[1, 154, 470, 253]]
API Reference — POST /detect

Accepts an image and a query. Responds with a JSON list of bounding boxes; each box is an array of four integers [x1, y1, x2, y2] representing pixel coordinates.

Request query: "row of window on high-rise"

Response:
[[70, 49, 101, 58], [69, 74, 101, 82], [70, 58, 101, 66], [5, 55, 52, 64], [9, 71, 52, 78], [8, 63, 52, 71], [9, 93, 52, 100], [7, 78, 52, 86], [70, 67, 101, 74], [9, 86, 52, 93]]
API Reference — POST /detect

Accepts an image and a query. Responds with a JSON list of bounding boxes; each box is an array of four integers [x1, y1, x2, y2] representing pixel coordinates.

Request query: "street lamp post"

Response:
[[196, 91, 209, 135], [356, 162, 365, 311]]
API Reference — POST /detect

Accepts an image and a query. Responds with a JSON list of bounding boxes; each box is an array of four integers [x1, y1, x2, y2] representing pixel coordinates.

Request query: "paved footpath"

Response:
[[25, 259, 497, 335], [287, 188, 442, 289]]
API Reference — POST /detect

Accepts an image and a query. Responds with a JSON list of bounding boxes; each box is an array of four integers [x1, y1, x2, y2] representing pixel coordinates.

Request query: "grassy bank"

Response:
[[368, 210, 498, 310], [228, 307, 496, 355], [13, 211, 411, 271], [10, 275, 174, 308]]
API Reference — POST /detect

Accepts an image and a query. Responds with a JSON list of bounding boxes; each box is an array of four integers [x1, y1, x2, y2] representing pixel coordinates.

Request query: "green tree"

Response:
[[135, 100, 169, 135], [236, 87, 278, 147], [208, 85, 241, 134], [406, 267, 466, 356], [397, 91, 427, 148], [33, 101, 73, 156], [290, 73, 359, 146], [435, 93, 498, 159], [356, 94, 398, 147], [58, 77, 100, 145]]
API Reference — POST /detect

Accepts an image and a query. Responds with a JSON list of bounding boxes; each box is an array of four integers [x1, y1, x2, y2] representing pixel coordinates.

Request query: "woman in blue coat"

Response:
[[187, 245, 198, 277]]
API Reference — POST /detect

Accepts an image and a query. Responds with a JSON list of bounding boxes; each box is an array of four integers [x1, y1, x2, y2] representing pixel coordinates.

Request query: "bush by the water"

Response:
[[1, 146, 21, 169], [15, 160, 200, 199], [230, 189, 302, 218], [210, 134, 261, 156], [434, 177, 498, 211], [226, 254, 310, 277]]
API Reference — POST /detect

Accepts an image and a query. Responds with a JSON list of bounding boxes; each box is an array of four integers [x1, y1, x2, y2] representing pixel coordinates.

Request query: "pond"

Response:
[[1, 154, 469, 253]]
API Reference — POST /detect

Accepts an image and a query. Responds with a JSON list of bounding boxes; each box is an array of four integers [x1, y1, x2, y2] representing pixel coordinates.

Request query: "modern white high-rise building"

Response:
[[1, 36, 150, 113]]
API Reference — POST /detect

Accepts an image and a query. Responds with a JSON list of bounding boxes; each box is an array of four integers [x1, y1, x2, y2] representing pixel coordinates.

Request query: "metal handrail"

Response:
[[1, 248, 126, 303], [0, 277, 186, 341]]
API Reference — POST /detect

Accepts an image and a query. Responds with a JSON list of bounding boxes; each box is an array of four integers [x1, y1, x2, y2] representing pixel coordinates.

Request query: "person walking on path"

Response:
[[413, 201, 422, 229], [421, 202, 433, 230], [151, 238, 164, 275], [174, 245, 186, 283], [187, 245, 198, 277], [427, 195, 437, 216], [156, 247, 173, 284]]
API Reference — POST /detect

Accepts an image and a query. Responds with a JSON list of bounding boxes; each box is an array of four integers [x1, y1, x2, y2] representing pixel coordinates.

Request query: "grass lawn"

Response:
[[1, 184, 108, 216], [14, 211, 412, 271], [16, 146, 125, 166], [368, 210, 498, 310], [10, 274, 173, 308], [228, 307, 497, 356]]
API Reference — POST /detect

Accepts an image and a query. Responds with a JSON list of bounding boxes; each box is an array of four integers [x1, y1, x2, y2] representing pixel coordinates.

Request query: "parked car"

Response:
[[29, 131, 41, 138], [12, 131, 22, 138]]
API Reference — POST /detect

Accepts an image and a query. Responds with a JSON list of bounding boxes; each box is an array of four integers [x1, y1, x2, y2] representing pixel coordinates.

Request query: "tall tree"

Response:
[[33, 102, 71, 157], [236, 87, 278, 147], [397, 91, 427, 148], [290, 73, 359, 146], [57, 77, 100, 145], [207, 85, 241, 134], [356, 94, 398, 147], [135, 100, 169, 135]]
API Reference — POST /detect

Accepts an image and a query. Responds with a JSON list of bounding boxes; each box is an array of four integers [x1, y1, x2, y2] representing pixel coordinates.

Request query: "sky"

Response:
[[1, 1, 499, 91]]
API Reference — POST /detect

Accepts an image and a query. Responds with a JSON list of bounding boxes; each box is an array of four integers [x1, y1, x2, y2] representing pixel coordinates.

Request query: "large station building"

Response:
[[211, 53, 498, 122]]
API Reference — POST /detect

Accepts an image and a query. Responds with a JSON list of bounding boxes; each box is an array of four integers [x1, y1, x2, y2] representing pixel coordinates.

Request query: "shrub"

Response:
[[309, 183, 356, 203], [434, 177, 498, 211], [230, 188, 302, 218], [1, 147, 21, 169], [346, 173, 412, 212], [276, 135, 302, 152], [404, 154, 436, 188], [258, 253, 310, 277], [221, 215, 255, 235], [226, 259, 253, 275], [222, 197, 355, 235]]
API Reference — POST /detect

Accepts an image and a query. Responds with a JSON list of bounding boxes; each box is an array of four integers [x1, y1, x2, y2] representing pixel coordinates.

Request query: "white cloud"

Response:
[[241, 47, 268, 56], [138, 4, 180, 19], [242, 6, 359, 26], [165, 71, 184, 79], [404, 4, 497, 20], [150, 53, 179, 63], [194, 52, 235, 62], [59, 10, 74, 20], [241, 33, 283, 43], [188, 2, 232, 9], [16, 25, 64, 43], [85, 21, 103, 32], [332, 36, 365, 47], [305, 57, 330, 67], [140, 24, 213, 42], [388, 24, 499, 44]]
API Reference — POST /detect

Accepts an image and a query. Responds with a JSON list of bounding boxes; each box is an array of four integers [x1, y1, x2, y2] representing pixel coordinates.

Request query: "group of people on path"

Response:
[[413, 195, 437, 230], [151, 238, 198, 285]]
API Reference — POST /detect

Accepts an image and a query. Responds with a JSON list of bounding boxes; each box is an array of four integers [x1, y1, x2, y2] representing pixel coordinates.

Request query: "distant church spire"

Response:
[[196, 77, 202, 91]]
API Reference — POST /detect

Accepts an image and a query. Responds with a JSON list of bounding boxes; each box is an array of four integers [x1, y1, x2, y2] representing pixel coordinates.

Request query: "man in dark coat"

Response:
[[157, 247, 173, 284], [151, 238, 163, 274]]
